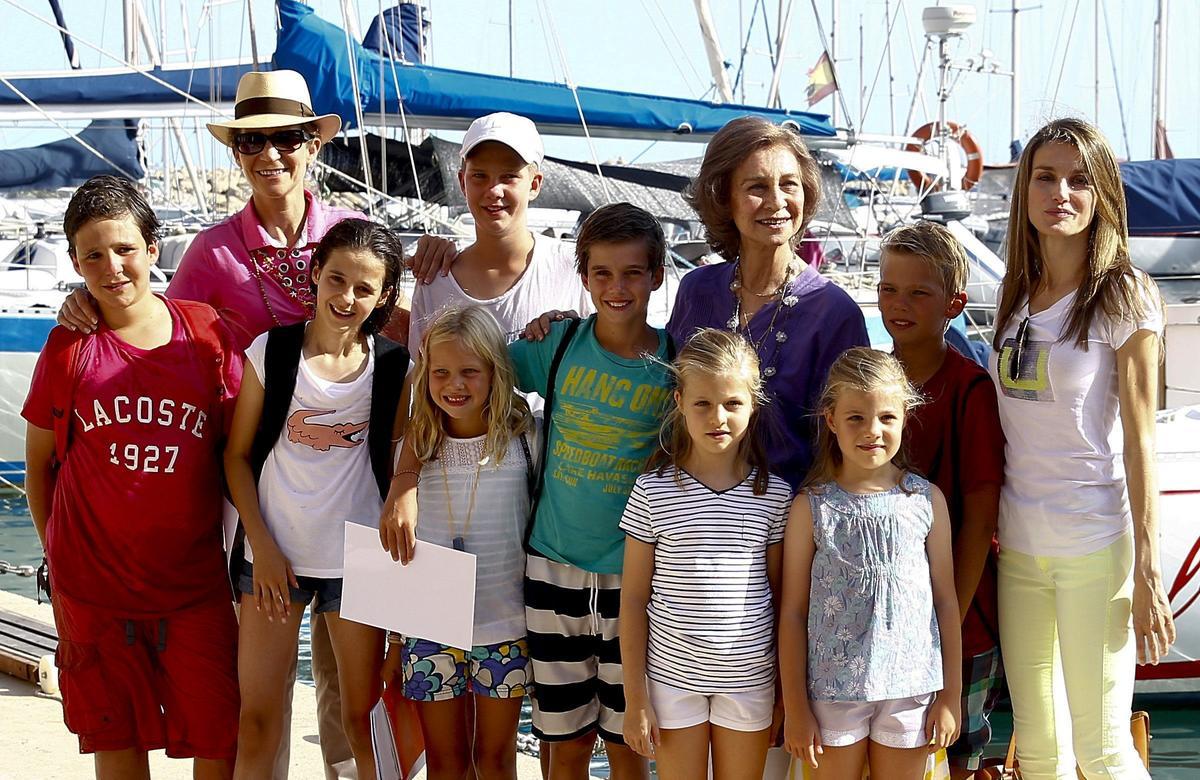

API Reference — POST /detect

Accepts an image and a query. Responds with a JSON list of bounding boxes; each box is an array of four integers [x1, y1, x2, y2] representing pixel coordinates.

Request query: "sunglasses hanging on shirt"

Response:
[[1008, 316, 1031, 382]]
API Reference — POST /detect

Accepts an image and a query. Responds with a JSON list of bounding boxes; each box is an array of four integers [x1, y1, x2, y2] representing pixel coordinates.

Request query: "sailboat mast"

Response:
[[830, 0, 839, 127], [1010, 0, 1020, 150], [766, 0, 795, 108], [693, 0, 734, 103], [1152, 0, 1168, 158], [885, 0, 895, 135], [1093, 0, 1099, 124], [124, 0, 138, 64]]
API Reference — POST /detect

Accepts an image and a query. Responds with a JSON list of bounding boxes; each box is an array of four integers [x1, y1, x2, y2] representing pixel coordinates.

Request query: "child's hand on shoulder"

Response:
[[783, 702, 823, 768], [622, 698, 659, 759], [251, 541, 298, 623], [405, 234, 459, 285], [522, 310, 578, 341], [925, 690, 960, 751]]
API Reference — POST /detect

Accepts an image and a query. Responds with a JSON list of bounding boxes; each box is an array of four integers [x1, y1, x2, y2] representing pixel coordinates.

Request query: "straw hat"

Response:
[[207, 70, 341, 148]]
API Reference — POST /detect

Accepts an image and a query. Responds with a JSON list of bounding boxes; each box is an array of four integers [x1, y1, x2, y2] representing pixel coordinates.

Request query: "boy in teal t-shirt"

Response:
[[512, 316, 671, 573], [510, 203, 671, 776]]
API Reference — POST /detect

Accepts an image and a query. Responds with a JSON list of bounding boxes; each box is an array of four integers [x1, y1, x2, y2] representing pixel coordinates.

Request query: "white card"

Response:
[[340, 523, 477, 650]]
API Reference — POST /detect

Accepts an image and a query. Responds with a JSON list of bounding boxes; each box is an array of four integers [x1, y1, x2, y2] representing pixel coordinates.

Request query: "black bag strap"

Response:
[[368, 335, 411, 499], [524, 316, 582, 549], [250, 323, 307, 480], [230, 323, 305, 591], [518, 430, 534, 500]]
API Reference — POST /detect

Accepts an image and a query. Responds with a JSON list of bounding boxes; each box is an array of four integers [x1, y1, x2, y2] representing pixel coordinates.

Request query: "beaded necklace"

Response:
[[725, 259, 801, 379]]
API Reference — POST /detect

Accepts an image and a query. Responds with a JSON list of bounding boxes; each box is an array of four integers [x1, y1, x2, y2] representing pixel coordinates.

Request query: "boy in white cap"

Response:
[[406, 112, 592, 352]]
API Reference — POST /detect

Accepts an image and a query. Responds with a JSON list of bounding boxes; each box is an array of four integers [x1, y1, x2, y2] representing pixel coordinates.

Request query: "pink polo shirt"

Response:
[[167, 191, 364, 351]]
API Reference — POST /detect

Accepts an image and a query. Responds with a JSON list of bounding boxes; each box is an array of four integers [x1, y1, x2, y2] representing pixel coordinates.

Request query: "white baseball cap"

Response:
[[460, 112, 544, 165]]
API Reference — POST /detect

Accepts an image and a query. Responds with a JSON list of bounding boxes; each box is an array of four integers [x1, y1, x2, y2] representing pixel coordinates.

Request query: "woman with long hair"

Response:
[[989, 118, 1175, 778]]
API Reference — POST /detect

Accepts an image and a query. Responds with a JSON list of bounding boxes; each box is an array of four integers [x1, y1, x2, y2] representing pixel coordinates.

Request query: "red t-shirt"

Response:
[[23, 299, 242, 616], [905, 347, 1005, 657]]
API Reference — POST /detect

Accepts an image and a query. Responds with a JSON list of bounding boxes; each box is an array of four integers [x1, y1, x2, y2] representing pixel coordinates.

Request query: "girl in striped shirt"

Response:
[[619, 328, 792, 779]]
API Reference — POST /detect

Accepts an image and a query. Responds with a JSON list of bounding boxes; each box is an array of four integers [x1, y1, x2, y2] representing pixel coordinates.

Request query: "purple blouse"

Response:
[[668, 262, 868, 487]]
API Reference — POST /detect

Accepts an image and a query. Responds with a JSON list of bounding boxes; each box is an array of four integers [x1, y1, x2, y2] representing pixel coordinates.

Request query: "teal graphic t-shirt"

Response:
[[510, 316, 672, 574]]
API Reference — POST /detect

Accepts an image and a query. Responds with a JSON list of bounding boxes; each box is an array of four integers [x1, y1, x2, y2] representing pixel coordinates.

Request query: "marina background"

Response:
[[2, 1, 1198, 167]]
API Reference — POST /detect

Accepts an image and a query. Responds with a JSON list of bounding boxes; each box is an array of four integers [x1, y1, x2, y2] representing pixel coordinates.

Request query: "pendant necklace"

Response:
[[726, 258, 800, 378], [440, 453, 484, 553]]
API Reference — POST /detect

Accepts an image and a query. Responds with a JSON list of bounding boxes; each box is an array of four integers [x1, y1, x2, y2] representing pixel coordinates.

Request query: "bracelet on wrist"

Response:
[[392, 468, 421, 485], [387, 632, 404, 645]]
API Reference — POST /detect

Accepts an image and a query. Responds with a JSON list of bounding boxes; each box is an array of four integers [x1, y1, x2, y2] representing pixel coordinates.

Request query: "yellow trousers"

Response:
[[998, 533, 1148, 780]]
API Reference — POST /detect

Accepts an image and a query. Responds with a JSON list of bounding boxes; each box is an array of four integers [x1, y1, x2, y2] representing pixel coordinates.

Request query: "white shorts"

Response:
[[647, 678, 774, 732], [810, 693, 934, 748]]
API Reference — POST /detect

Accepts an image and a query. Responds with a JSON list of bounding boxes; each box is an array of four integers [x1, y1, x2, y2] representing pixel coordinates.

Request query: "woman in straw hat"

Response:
[[57, 68, 374, 349], [56, 68, 375, 780]]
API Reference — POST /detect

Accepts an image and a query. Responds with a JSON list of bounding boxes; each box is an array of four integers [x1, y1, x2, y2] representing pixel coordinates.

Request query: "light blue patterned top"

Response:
[[806, 474, 942, 702]]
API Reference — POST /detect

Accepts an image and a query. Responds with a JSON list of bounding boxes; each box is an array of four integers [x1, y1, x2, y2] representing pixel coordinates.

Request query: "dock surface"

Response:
[[0, 590, 545, 779]]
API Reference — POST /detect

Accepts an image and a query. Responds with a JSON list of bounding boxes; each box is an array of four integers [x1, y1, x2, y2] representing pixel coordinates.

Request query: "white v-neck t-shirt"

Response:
[[987, 273, 1162, 557], [407, 232, 593, 354]]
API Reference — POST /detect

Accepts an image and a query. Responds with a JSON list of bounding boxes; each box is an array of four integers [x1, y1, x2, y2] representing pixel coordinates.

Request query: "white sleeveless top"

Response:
[[412, 420, 540, 647]]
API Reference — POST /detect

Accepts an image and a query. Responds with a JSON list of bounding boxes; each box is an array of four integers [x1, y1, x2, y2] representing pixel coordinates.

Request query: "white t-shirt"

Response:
[[619, 469, 791, 693], [407, 232, 593, 354], [988, 273, 1162, 557], [244, 330, 384, 577], [411, 419, 540, 647]]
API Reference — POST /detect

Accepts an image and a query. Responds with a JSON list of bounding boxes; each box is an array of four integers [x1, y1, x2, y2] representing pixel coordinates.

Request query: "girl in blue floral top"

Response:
[[778, 347, 962, 778]]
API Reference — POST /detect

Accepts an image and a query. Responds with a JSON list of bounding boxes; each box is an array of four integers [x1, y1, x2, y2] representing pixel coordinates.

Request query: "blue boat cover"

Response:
[[362, 2, 428, 63], [273, 0, 836, 139], [0, 119, 143, 191], [0, 2, 834, 141], [1121, 159, 1200, 236], [0, 63, 251, 108]]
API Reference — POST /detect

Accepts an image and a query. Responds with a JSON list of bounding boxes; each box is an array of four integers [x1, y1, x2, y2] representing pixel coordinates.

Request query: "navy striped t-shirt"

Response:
[[620, 468, 791, 693]]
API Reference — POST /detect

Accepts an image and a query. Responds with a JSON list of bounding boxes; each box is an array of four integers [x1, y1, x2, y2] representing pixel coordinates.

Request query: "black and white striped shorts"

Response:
[[524, 551, 627, 744]]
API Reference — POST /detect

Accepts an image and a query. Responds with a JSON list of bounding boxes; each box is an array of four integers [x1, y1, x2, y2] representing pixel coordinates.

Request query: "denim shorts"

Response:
[[237, 563, 342, 614]]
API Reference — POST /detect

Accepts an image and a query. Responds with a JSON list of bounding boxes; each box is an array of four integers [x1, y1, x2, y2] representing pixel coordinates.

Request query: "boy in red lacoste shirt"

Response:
[[23, 175, 242, 777]]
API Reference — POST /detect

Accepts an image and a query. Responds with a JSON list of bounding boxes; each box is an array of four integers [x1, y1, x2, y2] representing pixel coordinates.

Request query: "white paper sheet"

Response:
[[369, 698, 401, 780], [340, 524, 477, 650]]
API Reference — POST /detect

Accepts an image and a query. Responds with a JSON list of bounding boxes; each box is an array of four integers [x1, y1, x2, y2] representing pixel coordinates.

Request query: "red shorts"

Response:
[[52, 592, 239, 758]]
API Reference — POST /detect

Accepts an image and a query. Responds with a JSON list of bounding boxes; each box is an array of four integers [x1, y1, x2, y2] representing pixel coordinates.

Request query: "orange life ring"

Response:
[[904, 120, 984, 191]]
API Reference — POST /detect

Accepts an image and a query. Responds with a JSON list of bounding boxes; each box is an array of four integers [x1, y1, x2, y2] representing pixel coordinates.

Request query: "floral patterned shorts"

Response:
[[400, 636, 531, 701]]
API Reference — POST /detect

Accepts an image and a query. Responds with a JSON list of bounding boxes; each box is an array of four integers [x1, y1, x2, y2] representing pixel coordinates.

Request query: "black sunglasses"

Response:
[[1008, 316, 1031, 383], [233, 129, 313, 156]]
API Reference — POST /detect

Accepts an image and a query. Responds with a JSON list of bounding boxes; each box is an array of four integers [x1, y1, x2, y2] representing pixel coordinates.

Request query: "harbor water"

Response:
[[2, 494, 1197, 777]]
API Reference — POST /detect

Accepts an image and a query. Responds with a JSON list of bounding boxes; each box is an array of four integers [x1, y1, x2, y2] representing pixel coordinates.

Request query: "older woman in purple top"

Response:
[[668, 116, 868, 486]]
